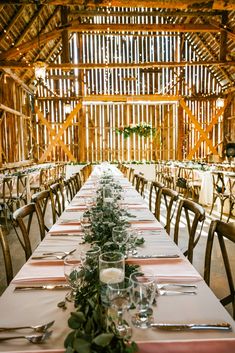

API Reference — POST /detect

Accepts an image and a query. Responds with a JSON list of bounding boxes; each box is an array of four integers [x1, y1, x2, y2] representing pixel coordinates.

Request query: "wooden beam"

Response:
[[1, 60, 235, 70], [0, 6, 24, 46], [219, 12, 228, 61], [0, 29, 62, 60], [35, 107, 76, 161], [38, 101, 82, 163], [179, 98, 218, 156], [0, 23, 223, 61], [1, 68, 33, 94], [4, 1, 235, 10], [61, 6, 70, 63], [186, 94, 233, 159], [0, 103, 31, 119], [69, 9, 224, 18], [14, 5, 44, 47]]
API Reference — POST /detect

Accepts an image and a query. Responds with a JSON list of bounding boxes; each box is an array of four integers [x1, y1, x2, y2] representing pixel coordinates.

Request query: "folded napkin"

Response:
[[58, 220, 81, 226], [12, 262, 65, 284], [135, 259, 202, 282], [66, 205, 87, 211], [127, 205, 149, 210], [49, 224, 82, 235], [8, 351, 65, 353], [126, 257, 181, 265]]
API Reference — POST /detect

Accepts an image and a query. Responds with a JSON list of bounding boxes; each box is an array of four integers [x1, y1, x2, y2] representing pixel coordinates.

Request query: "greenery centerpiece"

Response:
[[116, 123, 156, 139], [64, 170, 144, 353]]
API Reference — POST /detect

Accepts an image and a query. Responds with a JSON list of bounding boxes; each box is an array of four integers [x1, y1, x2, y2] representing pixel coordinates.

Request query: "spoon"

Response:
[[0, 320, 54, 333], [0, 330, 52, 343]]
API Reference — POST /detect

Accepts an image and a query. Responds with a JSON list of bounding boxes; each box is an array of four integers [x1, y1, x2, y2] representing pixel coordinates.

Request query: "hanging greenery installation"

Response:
[[116, 123, 156, 139]]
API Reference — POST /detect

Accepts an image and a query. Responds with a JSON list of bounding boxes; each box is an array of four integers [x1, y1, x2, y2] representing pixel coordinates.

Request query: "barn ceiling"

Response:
[[0, 0, 235, 95]]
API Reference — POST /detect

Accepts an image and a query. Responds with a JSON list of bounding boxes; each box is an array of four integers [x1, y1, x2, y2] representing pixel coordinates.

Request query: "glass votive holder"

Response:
[[99, 251, 125, 306]]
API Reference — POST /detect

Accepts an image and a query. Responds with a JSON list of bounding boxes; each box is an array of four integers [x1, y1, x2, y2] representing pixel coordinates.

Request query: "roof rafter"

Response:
[[2, 1, 235, 10]]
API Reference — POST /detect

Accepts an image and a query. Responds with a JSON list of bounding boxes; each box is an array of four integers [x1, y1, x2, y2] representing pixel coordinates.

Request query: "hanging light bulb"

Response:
[[216, 97, 225, 108], [34, 61, 48, 82]]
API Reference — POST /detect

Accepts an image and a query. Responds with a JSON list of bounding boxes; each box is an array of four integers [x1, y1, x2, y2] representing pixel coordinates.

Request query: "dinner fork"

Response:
[[0, 330, 52, 343], [42, 249, 76, 256], [0, 320, 54, 333], [31, 254, 69, 260]]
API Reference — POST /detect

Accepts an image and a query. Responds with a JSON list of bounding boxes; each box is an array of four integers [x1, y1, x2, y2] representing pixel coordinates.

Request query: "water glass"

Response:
[[112, 226, 129, 252], [64, 255, 83, 302], [107, 277, 132, 339], [99, 251, 125, 306], [130, 270, 156, 328], [80, 245, 101, 269]]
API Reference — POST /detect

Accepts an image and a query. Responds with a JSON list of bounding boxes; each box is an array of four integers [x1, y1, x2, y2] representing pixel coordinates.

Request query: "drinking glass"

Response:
[[64, 255, 83, 302], [99, 251, 125, 306], [80, 214, 92, 236], [107, 277, 132, 339], [80, 245, 101, 269], [130, 270, 156, 328], [127, 228, 141, 256], [112, 226, 129, 253]]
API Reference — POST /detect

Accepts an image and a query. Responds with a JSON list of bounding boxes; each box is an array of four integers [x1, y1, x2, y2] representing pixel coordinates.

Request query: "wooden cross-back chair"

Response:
[[173, 198, 205, 264], [210, 172, 230, 220], [31, 189, 56, 232], [156, 187, 179, 235], [0, 225, 13, 285], [227, 177, 235, 223], [50, 182, 65, 218], [149, 181, 164, 218], [0, 177, 14, 230], [137, 176, 148, 198], [12, 174, 29, 208], [13, 203, 45, 261], [204, 220, 235, 319]]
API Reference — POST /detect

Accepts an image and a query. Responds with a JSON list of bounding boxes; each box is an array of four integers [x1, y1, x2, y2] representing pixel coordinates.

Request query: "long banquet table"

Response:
[[0, 165, 235, 353]]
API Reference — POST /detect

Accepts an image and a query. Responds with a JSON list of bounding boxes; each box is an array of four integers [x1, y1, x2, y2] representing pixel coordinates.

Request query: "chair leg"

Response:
[[210, 195, 217, 215]]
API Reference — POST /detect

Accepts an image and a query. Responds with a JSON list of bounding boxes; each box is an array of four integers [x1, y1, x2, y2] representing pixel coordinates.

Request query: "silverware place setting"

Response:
[[14, 284, 70, 291], [0, 320, 55, 333], [31, 248, 76, 260], [151, 322, 232, 331], [0, 330, 53, 343]]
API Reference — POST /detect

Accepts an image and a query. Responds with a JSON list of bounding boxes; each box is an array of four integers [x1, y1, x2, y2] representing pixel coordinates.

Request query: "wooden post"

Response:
[[220, 12, 228, 61]]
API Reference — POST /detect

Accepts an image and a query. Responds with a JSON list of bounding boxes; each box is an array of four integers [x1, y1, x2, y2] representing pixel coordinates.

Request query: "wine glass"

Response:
[[112, 226, 129, 253], [64, 255, 83, 302], [107, 277, 133, 339], [130, 270, 156, 328], [99, 251, 125, 306]]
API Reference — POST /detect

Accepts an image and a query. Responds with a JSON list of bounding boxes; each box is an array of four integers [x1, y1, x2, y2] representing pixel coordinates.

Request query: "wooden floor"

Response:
[[0, 187, 234, 319]]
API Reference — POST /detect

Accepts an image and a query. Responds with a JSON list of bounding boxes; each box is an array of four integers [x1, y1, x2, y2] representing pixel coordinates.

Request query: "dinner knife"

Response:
[[131, 254, 180, 259], [14, 284, 70, 291], [151, 322, 232, 331]]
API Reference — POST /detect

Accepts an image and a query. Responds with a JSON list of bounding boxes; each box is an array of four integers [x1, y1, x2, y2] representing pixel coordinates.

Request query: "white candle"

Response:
[[100, 268, 124, 284]]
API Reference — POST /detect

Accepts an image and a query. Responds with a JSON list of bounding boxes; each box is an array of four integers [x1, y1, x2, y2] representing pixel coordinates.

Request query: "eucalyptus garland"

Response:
[[64, 173, 144, 353], [116, 123, 156, 139]]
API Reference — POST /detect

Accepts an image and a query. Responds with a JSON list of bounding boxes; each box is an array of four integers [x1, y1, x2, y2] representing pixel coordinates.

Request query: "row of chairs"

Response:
[[0, 164, 92, 285], [132, 172, 235, 319]]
